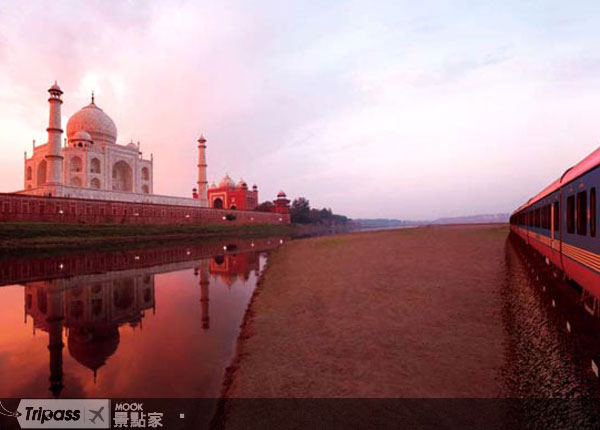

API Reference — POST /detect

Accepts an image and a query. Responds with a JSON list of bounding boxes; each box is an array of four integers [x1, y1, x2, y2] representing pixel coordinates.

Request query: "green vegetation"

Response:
[[255, 201, 274, 212], [0, 222, 293, 253], [289, 197, 349, 225]]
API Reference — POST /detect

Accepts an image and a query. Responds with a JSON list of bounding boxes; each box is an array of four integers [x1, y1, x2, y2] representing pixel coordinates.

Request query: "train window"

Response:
[[577, 191, 587, 236], [535, 208, 541, 228], [531, 210, 535, 227], [541, 206, 546, 229], [532, 210, 536, 227], [567, 195, 575, 234], [553, 202, 559, 232], [591, 188, 597, 238]]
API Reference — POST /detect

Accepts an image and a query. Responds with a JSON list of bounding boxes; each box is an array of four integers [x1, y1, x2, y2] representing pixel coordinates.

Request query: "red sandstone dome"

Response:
[[48, 81, 62, 93], [66, 99, 117, 145]]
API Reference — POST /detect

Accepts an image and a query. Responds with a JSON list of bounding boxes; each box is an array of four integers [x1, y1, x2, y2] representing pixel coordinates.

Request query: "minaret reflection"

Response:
[[195, 252, 261, 330], [195, 260, 211, 330], [46, 281, 65, 397], [24, 274, 155, 396]]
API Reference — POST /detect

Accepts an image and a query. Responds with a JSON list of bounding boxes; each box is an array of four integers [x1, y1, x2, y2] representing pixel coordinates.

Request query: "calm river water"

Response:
[[0, 237, 284, 399]]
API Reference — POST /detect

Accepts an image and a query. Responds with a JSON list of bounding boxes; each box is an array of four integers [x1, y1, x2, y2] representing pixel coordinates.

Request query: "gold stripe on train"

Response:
[[563, 250, 600, 272], [524, 229, 600, 273], [562, 244, 600, 272], [563, 247, 600, 268]]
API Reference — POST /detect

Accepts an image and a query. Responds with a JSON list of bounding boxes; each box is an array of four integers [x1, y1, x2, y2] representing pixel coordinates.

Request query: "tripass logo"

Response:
[[15, 399, 110, 429]]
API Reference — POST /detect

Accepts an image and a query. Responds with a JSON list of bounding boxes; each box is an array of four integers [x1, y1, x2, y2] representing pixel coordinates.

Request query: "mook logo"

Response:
[[13, 399, 110, 429], [113, 402, 164, 428]]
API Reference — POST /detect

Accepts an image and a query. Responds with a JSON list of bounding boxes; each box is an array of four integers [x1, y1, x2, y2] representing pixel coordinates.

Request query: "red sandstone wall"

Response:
[[0, 193, 290, 226]]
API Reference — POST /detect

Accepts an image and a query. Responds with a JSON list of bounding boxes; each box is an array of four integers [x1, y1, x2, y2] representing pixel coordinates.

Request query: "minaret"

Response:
[[45, 82, 64, 189], [197, 135, 208, 206]]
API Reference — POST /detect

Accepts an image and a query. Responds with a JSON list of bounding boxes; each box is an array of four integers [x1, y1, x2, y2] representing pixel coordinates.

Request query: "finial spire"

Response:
[[91, 91, 95, 104]]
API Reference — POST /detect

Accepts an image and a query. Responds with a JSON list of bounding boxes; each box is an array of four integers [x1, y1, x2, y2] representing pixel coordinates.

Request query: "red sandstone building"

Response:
[[206, 174, 258, 210], [273, 191, 291, 215]]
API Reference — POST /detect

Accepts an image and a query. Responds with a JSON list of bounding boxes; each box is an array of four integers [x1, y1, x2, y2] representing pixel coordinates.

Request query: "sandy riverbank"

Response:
[[220, 224, 510, 403]]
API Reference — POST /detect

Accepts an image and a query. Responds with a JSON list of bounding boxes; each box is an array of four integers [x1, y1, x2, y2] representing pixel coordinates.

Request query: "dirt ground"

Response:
[[221, 224, 510, 402]]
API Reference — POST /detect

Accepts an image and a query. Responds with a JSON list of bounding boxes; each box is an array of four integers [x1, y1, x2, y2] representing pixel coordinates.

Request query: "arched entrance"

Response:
[[112, 161, 133, 192], [213, 198, 223, 209], [90, 158, 101, 174], [37, 160, 47, 186], [70, 156, 82, 173]]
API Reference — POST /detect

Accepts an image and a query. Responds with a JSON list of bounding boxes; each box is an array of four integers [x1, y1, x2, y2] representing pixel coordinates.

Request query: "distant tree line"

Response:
[[257, 197, 349, 225]]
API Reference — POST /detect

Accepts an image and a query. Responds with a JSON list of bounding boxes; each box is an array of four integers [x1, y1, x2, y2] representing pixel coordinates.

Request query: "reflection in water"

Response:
[[0, 237, 284, 398], [24, 274, 155, 397]]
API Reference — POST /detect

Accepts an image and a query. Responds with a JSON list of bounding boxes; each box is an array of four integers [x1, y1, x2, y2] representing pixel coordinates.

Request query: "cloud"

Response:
[[1, 0, 600, 219]]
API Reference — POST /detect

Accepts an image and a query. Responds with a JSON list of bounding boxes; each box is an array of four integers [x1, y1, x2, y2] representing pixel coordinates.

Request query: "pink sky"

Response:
[[1, 1, 599, 219]]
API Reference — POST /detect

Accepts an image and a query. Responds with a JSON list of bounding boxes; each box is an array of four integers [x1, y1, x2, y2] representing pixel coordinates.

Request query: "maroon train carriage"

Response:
[[510, 147, 600, 298]]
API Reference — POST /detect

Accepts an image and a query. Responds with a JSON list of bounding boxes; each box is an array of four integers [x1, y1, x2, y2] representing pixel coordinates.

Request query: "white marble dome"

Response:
[[66, 100, 117, 145], [72, 130, 92, 142], [219, 174, 235, 188]]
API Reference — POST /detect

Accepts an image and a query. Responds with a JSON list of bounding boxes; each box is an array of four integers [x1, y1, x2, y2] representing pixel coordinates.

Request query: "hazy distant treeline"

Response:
[[354, 213, 509, 228]]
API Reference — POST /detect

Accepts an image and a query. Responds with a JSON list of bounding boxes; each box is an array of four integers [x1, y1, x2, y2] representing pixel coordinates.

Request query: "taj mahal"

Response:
[[0, 81, 291, 225], [20, 81, 210, 207], [28, 90, 155, 195]]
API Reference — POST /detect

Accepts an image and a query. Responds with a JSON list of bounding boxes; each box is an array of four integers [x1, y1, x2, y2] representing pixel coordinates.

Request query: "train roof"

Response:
[[513, 146, 600, 214]]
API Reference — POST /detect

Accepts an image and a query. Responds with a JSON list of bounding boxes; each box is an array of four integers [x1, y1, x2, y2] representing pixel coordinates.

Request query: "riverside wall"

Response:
[[0, 193, 290, 225]]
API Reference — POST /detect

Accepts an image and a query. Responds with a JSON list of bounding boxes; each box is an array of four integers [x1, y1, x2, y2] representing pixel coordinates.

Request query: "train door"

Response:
[[548, 198, 560, 267], [550, 203, 554, 242], [556, 192, 564, 271]]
